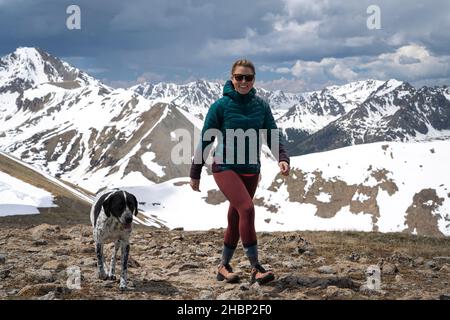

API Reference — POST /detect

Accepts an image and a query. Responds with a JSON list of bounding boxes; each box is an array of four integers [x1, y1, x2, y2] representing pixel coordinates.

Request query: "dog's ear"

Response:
[[130, 193, 138, 216], [102, 195, 111, 217]]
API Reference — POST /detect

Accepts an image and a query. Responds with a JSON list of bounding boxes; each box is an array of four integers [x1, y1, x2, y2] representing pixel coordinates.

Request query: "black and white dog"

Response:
[[90, 189, 138, 290]]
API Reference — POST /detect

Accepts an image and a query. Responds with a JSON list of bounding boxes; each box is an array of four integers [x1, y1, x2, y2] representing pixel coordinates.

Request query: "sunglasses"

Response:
[[233, 74, 255, 82]]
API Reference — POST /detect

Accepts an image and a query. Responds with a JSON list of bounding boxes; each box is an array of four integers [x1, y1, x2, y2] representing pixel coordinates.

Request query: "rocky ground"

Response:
[[0, 223, 449, 300]]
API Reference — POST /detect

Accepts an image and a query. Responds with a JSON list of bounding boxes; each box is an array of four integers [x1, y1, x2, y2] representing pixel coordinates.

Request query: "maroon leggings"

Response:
[[213, 170, 260, 248]]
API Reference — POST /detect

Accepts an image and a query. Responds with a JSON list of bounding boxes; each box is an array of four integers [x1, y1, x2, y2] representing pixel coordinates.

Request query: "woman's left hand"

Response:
[[279, 161, 290, 176]]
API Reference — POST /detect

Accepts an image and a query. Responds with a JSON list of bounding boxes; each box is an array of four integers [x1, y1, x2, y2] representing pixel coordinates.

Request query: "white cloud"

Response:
[[330, 64, 358, 81], [136, 71, 166, 83], [264, 44, 450, 89], [282, 0, 330, 19], [363, 44, 450, 80], [257, 77, 307, 93]]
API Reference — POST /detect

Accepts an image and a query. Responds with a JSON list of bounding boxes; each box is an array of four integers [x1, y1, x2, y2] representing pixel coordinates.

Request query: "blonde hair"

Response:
[[231, 59, 256, 75]]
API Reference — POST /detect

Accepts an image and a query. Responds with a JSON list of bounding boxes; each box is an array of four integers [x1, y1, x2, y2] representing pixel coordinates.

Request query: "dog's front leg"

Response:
[[108, 240, 120, 280], [96, 242, 107, 280], [119, 241, 130, 290]]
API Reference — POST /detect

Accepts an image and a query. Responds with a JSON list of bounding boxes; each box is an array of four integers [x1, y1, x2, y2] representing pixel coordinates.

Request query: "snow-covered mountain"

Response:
[[131, 80, 222, 120], [0, 47, 199, 191], [291, 80, 450, 155], [276, 80, 385, 149], [131, 78, 388, 144], [0, 47, 99, 94], [324, 79, 385, 112], [131, 80, 300, 120]]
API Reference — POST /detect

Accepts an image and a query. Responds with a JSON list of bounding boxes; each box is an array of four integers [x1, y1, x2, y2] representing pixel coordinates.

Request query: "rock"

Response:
[[439, 294, 450, 300], [161, 247, 175, 256], [80, 257, 97, 267], [297, 240, 314, 255], [223, 283, 238, 291], [0, 254, 6, 264], [395, 275, 403, 283], [172, 227, 184, 231], [146, 273, 167, 282], [433, 257, 450, 264], [37, 291, 58, 300], [439, 264, 450, 273], [425, 260, 437, 270], [324, 286, 354, 299], [179, 262, 201, 271], [198, 290, 214, 300], [359, 257, 368, 263], [0, 267, 11, 279], [30, 270, 56, 283], [194, 250, 208, 257], [127, 256, 141, 268], [42, 260, 67, 271], [29, 224, 58, 239], [292, 292, 309, 300], [162, 261, 177, 269], [216, 290, 241, 300], [388, 252, 413, 265], [80, 247, 94, 254], [18, 283, 61, 297], [165, 270, 180, 277], [249, 282, 264, 296], [239, 283, 250, 291], [53, 249, 70, 256], [171, 235, 184, 241], [206, 257, 221, 264], [7, 289, 19, 296], [347, 252, 360, 262], [33, 239, 48, 246], [318, 265, 337, 274], [314, 257, 325, 264], [303, 250, 314, 257], [57, 234, 72, 240], [381, 262, 398, 275], [359, 284, 386, 296], [414, 257, 425, 266], [281, 260, 305, 269], [276, 274, 359, 290], [81, 229, 92, 237]]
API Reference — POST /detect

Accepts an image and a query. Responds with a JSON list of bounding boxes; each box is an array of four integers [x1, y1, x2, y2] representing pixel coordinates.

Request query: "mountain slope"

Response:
[[0, 83, 198, 191], [0, 47, 99, 94], [0, 151, 92, 225], [291, 80, 450, 155], [120, 141, 450, 237], [277, 80, 385, 150], [0, 48, 200, 192]]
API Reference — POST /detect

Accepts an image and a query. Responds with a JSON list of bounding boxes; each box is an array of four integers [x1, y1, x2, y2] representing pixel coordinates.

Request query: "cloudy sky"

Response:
[[0, 0, 449, 92]]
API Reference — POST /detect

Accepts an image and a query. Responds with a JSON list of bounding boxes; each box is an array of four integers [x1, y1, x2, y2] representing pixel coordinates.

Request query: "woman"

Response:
[[190, 59, 290, 285]]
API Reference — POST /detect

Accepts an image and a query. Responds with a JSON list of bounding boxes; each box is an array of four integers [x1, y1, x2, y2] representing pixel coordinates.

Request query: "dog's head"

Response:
[[102, 190, 138, 230]]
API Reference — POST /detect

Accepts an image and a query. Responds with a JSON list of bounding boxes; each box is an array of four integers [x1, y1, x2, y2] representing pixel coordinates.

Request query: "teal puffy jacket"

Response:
[[190, 80, 289, 179]]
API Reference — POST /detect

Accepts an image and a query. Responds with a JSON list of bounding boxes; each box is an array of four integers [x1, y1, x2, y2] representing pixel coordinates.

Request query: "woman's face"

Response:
[[231, 66, 255, 95]]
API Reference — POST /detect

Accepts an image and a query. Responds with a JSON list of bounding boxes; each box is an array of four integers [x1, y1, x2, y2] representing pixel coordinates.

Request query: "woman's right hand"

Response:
[[190, 178, 201, 192]]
